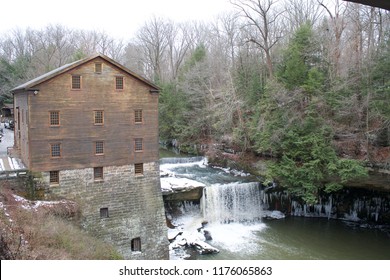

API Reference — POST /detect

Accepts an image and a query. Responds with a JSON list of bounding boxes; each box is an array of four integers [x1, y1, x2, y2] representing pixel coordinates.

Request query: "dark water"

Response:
[[198, 217, 390, 260], [161, 153, 390, 260]]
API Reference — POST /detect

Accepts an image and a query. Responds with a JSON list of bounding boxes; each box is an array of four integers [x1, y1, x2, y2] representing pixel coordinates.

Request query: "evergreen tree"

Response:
[[268, 110, 367, 204], [250, 24, 368, 203]]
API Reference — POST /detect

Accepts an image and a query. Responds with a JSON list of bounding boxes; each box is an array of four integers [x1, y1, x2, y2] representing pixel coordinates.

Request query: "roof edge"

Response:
[[11, 53, 160, 93]]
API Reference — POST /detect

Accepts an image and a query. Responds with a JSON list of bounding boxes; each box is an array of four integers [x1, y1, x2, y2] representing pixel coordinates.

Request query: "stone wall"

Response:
[[40, 161, 169, 260]]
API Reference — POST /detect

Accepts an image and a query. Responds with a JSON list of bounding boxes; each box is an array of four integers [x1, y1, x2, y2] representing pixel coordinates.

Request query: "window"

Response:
[[131, 237, 141, 252], [71, 75, 81, 89], [49, 171, 59, 185], [134, 163, 143, 175], [95, 141, 104, 155], [134, 109, 143, 124], [95, 62, 102, 73], [94, 167, 103, 181], [50, 111, 60, 126], [94, 110, 104, 125], [100, 208, 109, 218], [51, 143, 61, 158], [134, 138, 143, 152], [115, 76, 124, 90]]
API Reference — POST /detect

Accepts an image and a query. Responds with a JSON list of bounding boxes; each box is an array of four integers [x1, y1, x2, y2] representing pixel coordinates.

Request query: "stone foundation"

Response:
[[40, 161, 169, 260]]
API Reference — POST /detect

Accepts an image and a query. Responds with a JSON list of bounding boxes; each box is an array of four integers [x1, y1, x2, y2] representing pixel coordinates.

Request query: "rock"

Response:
[[160, 170, 171, 177], [161, 177, 206, 201], [190, 240, 219, 255], [168, 228, 183, 242], [177, 239, 188, 247], [167, 218, 219, 258], [262, 210, 286, 220], [203, 230, 213, 241], [166, 216, 176, 229]]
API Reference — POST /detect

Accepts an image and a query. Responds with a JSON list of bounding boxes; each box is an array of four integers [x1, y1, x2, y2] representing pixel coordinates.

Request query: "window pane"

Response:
[[94, 111, 104, 124], [50, 111, 60, 126], [49, 171, 59, 184], [134, 138, 143, 151], [116, 76, 124, 90], [135, 110, 142, 123], [95, 141, 104, 155], [51, 144, 61, 157], [72, 75, 81, 89]]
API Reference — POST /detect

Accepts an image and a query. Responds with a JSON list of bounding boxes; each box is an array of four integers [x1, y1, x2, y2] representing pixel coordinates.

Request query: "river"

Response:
[[160, 155, 390, 260]]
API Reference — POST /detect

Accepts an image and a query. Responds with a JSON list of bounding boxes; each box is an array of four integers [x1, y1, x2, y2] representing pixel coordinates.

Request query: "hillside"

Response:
[[0, 184, 122, 260], [1, 1, 389, 203]]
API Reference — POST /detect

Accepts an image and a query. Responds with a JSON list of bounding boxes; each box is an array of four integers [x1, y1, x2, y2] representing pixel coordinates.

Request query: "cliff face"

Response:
[[262, 186, 390, 225]]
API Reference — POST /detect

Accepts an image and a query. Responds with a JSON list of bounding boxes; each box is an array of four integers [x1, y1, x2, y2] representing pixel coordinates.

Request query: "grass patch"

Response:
[[0, 188, 122, 260]]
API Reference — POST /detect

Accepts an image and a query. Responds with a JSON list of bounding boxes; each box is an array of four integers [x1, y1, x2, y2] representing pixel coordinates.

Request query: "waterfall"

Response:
[[202, 182, 262, 224]]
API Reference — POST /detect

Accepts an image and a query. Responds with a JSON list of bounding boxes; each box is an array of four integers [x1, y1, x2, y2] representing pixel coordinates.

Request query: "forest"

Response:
[[0, 0, 389, 202]]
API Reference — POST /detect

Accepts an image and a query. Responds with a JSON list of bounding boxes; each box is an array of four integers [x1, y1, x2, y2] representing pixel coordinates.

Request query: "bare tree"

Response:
[[212, 12, 241, 67], [318, 0, 349, 79], [123, 42, 145, 75], [46, 25, 76, 66], [136, 17, 173, 82], [74, 30, 101, 56], [230, 0, 284, 77], [166, 23, 193, 81], [284, 0, 324, 30]]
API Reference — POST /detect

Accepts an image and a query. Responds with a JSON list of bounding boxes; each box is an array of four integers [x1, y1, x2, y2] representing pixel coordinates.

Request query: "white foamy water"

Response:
[[161, 156, 390, 260], [162, 157, 267, 258], [204, 223, 267, 253]]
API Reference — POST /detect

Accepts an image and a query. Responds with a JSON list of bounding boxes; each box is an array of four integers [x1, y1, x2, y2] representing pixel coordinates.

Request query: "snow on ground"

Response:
[[0, 123, 13, 157], [0, 122, 26, 171], [0, 159, 5, 171], [12, 194, 74, 211]]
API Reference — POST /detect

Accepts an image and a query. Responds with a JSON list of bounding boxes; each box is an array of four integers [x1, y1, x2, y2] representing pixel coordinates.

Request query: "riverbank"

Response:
[[172, 143, 390, 192], [159, 147, 390, 225], [159, 156, 390, 260]]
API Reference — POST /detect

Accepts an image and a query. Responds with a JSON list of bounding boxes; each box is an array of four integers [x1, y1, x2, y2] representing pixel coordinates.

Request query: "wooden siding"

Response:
[[13, 93, 30, 167], [17, 58, 159, 172]]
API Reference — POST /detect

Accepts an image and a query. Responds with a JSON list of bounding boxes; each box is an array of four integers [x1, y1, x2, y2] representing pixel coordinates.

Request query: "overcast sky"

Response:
[[0, 0, 233, 40]]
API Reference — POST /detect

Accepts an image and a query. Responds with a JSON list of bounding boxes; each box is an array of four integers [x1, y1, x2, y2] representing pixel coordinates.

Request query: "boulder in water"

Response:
[[203, 230, 213, 241], [262, 210, 286, 220], [190, 240, 219, 255]]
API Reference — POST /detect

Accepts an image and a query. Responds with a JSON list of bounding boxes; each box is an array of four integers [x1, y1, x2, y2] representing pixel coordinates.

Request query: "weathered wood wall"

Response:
[[14, 92, 29, 166], [17, 58, 159, 172]]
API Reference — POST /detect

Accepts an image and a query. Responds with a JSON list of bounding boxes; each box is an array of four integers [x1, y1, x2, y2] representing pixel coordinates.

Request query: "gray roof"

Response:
[[12, 54, 160, 93]]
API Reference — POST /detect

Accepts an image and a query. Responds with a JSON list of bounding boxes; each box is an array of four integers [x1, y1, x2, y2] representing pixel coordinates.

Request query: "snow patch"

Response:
[[161, 177, 206, 193]]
